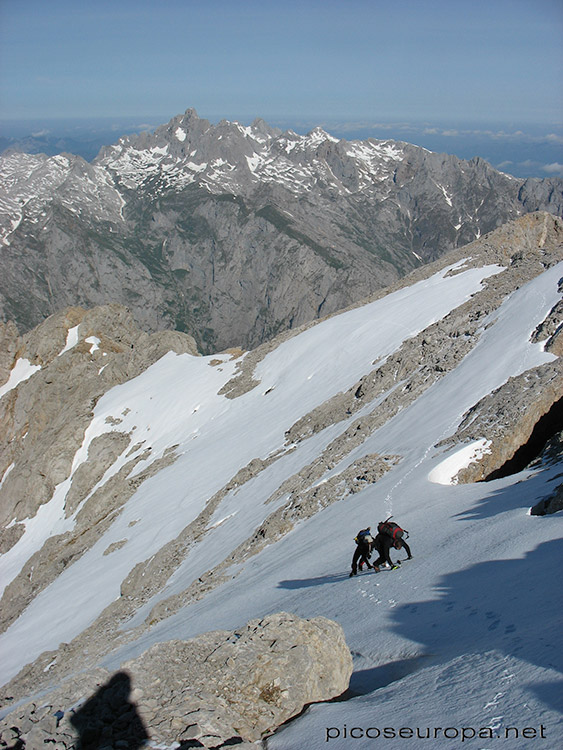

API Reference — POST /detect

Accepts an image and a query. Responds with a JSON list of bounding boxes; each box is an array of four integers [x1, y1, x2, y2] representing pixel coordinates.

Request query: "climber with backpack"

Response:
[[349, 527, 375, 577], [372, 517, 412, 571]]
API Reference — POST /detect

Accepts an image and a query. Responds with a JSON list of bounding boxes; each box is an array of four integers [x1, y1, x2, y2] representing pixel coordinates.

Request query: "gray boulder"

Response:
[[0, 612, 352, 749]]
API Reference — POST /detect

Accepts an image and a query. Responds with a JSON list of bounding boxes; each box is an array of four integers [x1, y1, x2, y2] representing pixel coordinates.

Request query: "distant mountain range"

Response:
[[1, 108, 562, 352]]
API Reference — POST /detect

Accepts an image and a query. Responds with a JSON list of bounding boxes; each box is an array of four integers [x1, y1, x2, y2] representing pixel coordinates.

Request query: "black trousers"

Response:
[[351, 544, 372, 574]]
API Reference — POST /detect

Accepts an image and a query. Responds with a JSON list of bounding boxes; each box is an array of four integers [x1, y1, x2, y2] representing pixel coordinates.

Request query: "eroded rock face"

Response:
[[0, 612, 352, 749], [0, 304, 199, 527], [0, 305, 199, 632], [438, 360, 563, 484]]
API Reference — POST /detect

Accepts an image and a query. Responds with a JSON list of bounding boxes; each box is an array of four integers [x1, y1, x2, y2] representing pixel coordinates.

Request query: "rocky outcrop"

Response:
[[431, 236, 562, 485], [0, 613, 352, 749], [532, 298, 563, 355], [442, 361, 562, 484], [0, 304, 198, 523], [531, 480, 563, 515]]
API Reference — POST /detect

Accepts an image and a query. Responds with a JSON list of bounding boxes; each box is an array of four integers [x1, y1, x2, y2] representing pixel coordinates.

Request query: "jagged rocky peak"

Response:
[[179, 106, 207, 126], [96, 107, 280, 174], [2, 106, 562, 354], [115, 109, 271, 156], [306, 124, 339, 143], [155, 107, 212, 146], [250, 115, 282, 139]]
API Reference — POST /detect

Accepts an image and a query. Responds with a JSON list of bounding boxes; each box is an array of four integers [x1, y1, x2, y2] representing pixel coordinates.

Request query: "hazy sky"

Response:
[[1, 0, 562, 125]]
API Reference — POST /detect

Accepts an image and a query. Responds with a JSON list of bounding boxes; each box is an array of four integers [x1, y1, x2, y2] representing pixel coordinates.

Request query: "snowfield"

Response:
[[0, 256, 562, 748]]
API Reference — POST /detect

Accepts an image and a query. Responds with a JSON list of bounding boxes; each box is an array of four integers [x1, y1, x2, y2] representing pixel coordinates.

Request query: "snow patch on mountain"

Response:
[[0, 258, 509, 683], [0, 358, 41, 401], [428, 439, 492, 484], [57, 325, 80, 356]]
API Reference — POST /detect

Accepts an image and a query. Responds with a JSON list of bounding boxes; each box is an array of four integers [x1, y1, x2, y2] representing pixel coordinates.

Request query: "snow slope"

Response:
[[0, 255, 562, 748]]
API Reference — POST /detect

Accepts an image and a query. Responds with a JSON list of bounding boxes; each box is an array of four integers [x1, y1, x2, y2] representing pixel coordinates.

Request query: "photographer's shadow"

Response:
[[70, 672, 148, 750]]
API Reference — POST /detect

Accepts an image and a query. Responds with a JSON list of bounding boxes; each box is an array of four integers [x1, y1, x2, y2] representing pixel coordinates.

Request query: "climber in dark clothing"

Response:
[[349, 528, 374, 577], [372, 532, 412, 571], [371, 532, 397, 570]]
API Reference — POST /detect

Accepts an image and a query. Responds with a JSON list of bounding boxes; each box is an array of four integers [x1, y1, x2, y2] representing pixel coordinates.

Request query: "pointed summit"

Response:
[[149, 108, 211, 148], [304, 126, 339, 146], [182, 107, 200, 120], [177, 108, 210, 133], [251, 117, 282, 140]]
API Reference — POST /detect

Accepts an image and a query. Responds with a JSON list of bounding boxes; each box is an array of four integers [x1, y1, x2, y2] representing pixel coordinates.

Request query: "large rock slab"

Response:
[[0, 612, 353, 749]]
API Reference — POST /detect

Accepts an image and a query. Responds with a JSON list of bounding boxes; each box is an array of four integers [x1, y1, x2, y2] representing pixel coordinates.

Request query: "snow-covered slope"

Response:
[[0, 215, 562, 748]]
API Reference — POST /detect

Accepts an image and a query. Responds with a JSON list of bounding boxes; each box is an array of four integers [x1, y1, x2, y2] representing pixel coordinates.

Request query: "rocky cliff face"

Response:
[[1, 109, 562, 353], [0, 305, 198, 596]]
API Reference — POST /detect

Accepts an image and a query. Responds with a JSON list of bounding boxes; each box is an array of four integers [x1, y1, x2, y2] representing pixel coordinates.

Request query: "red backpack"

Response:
[[377, 517, 407, 545]]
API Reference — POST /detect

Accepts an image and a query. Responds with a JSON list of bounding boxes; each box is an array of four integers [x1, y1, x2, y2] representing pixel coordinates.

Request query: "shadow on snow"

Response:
[[455, 462, 561, 521], [336, 656, 433, 700], [277, 572, 353, 588], [389, 538, 563, 694]]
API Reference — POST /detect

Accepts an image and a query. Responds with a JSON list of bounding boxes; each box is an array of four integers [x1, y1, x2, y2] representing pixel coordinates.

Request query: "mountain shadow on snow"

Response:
[[390, 538, 563, 692]]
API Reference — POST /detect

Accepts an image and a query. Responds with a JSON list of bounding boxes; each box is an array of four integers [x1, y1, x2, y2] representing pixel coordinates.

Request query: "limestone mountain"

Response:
[[0, 213, 561, 748], [1, 109, 562, 353]]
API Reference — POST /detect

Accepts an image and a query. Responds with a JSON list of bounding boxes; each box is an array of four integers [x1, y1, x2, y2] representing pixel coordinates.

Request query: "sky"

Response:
[[1, 0, 562, 126]]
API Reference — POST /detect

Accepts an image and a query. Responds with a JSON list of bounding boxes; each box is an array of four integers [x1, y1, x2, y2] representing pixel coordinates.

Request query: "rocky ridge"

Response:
[[1, 108, 562, 353], [0, 305, 199, 632]]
